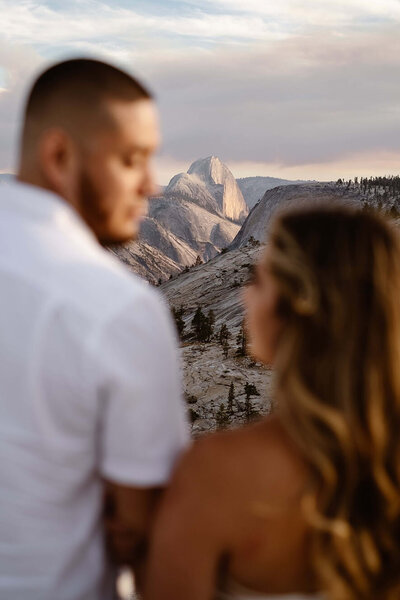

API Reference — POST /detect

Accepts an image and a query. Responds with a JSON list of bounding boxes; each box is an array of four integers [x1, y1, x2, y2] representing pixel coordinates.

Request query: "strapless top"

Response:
[[216, 578, 323, 600]]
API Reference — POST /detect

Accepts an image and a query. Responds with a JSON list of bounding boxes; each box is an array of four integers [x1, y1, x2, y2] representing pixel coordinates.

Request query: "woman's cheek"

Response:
[[245, 296, 265, 361]]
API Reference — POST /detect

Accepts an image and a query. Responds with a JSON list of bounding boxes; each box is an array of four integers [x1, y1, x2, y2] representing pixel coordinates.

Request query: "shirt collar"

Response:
[[0, 177, 98, 245]]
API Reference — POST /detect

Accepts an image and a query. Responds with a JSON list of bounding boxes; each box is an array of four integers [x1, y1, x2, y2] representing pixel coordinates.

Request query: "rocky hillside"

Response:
[[237, 176, 308, 210], [161, 240, 272, 435], [147, 195, 240, 261], [108, 238, 186, 282], [230, 182, 368, 249], [162, 242, 260, 331]]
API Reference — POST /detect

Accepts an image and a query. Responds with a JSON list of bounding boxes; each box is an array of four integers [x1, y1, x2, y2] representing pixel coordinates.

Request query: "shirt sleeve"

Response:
[[92, 288, 190, 487]]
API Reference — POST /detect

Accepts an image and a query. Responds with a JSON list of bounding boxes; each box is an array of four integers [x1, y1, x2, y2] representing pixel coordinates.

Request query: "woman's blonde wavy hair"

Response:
[[268, 204, 400, 600]]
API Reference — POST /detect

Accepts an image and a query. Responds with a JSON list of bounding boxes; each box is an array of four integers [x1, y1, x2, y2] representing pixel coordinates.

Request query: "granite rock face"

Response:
[[165, 172, 220, 216], [172, 156, 249, 224], [147, 196, 240, 261], [109, 240, 185, 283], [230, 182, 367, 249]]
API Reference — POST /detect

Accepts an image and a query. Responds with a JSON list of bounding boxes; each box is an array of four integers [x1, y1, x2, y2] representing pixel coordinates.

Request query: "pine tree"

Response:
[[245, 396, 256, 422], [236, 321, 247, 356], [209, 399, 216, 420], [191, 307, 214, 342], [189, 408, 199, 423], [244, 382, 260, 422], [216, 403, 229, 429], [218, 323, 231, 345], [195, 255, 203, 266], [172, 306, 185, 339], [227, 383, 235, 416], [207, 310, 215, 341], [248, 235, 260, 247], [244, 382, 260, 399], [191, 307, 206, 341], [222, 339, 229, 358]]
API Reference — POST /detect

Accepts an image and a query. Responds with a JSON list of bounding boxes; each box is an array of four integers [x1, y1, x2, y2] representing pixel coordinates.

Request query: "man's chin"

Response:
[[99, 228, 139, 247]]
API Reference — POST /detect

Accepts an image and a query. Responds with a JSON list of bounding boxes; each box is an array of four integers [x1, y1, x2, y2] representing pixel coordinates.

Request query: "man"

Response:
[[0, 58, 189, 599]]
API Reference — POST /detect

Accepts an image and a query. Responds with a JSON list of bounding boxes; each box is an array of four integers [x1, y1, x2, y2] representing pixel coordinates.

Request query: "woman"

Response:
[[144, 205, 400, 600]]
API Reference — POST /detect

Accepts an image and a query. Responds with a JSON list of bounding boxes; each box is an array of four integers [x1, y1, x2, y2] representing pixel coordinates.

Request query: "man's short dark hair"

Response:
[[21, 58, 153, 152]]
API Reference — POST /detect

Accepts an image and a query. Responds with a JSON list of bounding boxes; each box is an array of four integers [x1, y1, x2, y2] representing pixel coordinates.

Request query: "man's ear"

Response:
[[38, 128, 78, 199]]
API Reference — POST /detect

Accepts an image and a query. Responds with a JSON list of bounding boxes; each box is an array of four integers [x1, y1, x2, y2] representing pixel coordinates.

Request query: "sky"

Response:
[[0, 0, 399, 183]]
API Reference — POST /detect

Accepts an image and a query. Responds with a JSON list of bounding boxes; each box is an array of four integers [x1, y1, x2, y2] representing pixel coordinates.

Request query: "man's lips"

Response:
[[127, 204, 147, 221]]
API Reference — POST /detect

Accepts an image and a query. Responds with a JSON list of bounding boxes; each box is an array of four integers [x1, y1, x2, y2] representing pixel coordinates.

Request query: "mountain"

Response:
[[139, 217, 199, 266], [164, 181, 369, 329], [109, 235, 192, 283], [169, 156, 249, 223], [230, 182, 366, 250], [237, 176, 309, 210], [112, 196, 242, 284], [147, 196, 240, 260], [165, 172, 220, 215], [112, 157, 245, 283]]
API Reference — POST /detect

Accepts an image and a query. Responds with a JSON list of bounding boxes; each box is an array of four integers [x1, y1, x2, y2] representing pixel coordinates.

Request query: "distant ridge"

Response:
[[230, 181, 379, 250], [237, 176, 310, 210]]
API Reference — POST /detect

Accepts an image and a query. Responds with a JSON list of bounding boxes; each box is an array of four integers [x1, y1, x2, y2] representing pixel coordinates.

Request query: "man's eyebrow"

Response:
[[125, 144, 155, 154]]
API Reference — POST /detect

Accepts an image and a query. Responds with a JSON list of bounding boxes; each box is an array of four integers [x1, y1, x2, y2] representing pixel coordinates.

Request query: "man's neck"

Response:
[[17, 166, 51, 193], [16, 167, 75, 208]]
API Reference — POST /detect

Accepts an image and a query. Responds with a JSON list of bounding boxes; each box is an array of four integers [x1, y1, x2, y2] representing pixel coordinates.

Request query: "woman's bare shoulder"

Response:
[[154, 415, 311, 572], [173, 415, 309, 506]]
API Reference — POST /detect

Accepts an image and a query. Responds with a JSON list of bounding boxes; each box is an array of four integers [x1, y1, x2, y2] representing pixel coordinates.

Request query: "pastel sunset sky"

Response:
[[0, 0, 399, 183]]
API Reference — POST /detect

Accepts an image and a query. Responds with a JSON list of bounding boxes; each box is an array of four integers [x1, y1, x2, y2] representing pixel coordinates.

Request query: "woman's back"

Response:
[[146, 415, 319, 599], [217, 577, 321, 600], [214, 418, 314, 595]]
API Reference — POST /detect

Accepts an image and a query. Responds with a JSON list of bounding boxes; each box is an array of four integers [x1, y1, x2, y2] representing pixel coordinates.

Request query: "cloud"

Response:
[[154, 155, 189, 186], [0, 1, 399, 180], [224, 150, 400, 182], [0, 0, 286, 51], [199, 0, 400, 26], [2, 0, 398, 60], [0, 40, 43, 170], [142, 29, 400, 175]]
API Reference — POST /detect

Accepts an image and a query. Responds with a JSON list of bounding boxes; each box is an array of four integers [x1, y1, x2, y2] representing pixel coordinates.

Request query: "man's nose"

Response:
[[140, 166, 158, 198], [148, 182, 161, 197]]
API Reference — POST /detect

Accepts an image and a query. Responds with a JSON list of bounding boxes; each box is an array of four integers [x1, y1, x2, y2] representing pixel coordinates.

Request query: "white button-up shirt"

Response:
[[0, 180, 189, 600]]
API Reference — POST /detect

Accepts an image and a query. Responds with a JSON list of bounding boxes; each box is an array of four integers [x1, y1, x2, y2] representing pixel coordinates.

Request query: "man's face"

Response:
[[76, 98, 160, 244]]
